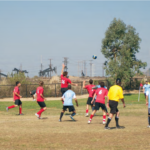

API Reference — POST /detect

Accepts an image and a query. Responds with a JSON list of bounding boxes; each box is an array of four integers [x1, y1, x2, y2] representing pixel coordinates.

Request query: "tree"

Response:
[[101, 18, 147, 88]]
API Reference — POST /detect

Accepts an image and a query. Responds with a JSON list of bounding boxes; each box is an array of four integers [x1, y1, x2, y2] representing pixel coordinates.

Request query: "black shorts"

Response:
[[37, 102, 46, 108], [94, 102, 106, 111], [14, 99, 22, 106], [63, 106, 75, 112], [144, 93, 146, 98], [61, 88, 68, 96], [109, 100, 119, 114], [87, 97, 93, 105]]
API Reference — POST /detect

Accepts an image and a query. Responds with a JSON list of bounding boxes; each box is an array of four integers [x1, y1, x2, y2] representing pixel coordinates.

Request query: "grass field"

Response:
[[0, 94, 150, 150]]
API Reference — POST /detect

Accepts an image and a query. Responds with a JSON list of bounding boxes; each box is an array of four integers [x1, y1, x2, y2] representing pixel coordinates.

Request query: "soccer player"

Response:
[[29, 90, 36, 101], [105, 78, 126, 129], [146, 88, 150, 128], [59, 85, 78, 122], [35, 81, 47, 119], [61, 64, 78, 96], [143, 81, 150, 98], [92, 81, 109, 116], [88, 82, 108, 124], [6, 81, 23, 115], [83, 79, 95, 117]]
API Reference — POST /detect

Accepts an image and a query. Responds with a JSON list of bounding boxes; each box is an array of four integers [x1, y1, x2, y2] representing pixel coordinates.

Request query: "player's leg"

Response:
[[86, 97, 92, 117], [105, 100, 116, 129], [6, 100, 19, 111], [148, 108, 150, 128], [18, 100, 23, 115], [88, 110, 97, 124], [104, 105, 109, 116], [101, 104, 107, 124], [59, 109, 65, 122], [115, 109, 120, 128], [35, 102, 47, 119], [88, 102, 99, 123], [33, 94, 36, 101], [70, 106, 76, 121]]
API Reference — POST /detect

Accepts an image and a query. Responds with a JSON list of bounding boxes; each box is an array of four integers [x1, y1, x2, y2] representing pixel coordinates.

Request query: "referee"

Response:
[[105, 78, 126, 129]]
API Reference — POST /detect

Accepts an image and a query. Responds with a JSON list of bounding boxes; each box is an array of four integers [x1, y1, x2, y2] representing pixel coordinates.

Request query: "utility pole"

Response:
[[84, 60, 87, 76], [63, 57, 68, 72], [49, 59, 52, 78], [89, 60, 93, 77]]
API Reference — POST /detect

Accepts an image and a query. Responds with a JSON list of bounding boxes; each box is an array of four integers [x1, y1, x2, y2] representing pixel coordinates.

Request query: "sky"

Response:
[[0, 1, 150, 77]]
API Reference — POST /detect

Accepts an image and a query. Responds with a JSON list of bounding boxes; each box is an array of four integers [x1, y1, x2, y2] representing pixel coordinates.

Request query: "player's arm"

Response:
[[143, 86, 145, 93], [92, 86, 98, 90], [121, 98, 125, 108], [40, 94, 46, 100], [61, 64, 65, 75], [14, 92, 22, 98], [146, 91, 149, 105], [70, 82, 78, 86], [75, 98, 78, 107], [82, 81, 86, 89], [91, 93, 96, 104]]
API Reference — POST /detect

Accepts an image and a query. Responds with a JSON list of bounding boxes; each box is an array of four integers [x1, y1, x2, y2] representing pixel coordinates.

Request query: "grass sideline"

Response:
[[0, 94, 146, 116]]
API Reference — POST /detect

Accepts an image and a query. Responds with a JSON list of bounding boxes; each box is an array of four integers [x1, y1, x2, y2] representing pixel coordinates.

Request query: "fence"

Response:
[[0, 80, 109, 98], [0, 78, 143, 98]]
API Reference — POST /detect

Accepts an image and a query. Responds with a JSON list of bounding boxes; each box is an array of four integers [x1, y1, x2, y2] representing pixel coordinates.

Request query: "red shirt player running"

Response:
[[6, 81, 23, 115], [88, 82, 109, 124], [60, 64, 78, 96], [35, 81, 47, 119], [83, 79, 95, 117]]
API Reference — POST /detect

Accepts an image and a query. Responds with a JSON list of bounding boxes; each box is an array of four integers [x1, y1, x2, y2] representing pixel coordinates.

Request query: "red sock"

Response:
[[103, 115, 106, 122], [86, 109, 89, 113], [37, 108, 45, 116], [8, 105, 15, 109], [19, 107, 22, 114], [90, 114, 94, 120]]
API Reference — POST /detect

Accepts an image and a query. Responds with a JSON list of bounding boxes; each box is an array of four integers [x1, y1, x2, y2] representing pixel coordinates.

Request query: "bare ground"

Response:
[[0, 104, 150, 150]]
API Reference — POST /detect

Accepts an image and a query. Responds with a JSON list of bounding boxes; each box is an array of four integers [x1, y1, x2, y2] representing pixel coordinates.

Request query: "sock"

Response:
[[19, 107, 22, 114], [115, 116, 119, 127], [86, 109, 88, 113], [60, 112, 64, 120], [8, 105, 15, 109], [37, 108, 45, 116], [71, 113, 76, 117], [103, 115, 106, 122], [105, 117, 111, 127], [89, 114, 94, 120]]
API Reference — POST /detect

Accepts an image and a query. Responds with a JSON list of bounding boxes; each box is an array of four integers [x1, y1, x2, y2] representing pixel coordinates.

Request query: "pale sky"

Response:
[[0, 1, 150, 77]]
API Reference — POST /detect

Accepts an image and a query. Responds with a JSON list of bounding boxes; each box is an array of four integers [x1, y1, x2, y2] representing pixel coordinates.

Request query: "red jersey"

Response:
[[13, 86, 20, 100], [85, 84, 95, 98], [61, 75, 72, 88], [36, 86, 44, 102], [95, 88, 108, 104]]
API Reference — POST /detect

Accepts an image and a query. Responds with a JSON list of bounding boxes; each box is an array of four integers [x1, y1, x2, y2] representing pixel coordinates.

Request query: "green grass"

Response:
[[0, 94, 146, 116]]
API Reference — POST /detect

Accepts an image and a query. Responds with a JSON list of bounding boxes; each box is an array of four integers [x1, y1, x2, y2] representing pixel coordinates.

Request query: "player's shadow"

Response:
[[40, 117, 48, 120], [110, 126, 125, 130], [63, 120, 77, 122]]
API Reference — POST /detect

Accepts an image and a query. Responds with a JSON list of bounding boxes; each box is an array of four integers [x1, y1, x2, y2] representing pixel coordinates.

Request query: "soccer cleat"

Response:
[[6, 107, 9, 112], [85, 113, 89, 117], [147, 125, 150, 128], [88, 120, 91, 124], [59, 119, 61, 122], [103, 121, 106, 125], [70, 115, 75, 121], [35, 113, 40, 119], [104, 127, 111, 130], [116, 126, 124, 129]]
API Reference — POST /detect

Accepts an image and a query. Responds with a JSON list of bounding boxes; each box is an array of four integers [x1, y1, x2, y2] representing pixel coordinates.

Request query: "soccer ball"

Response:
[[93, 55, 97, 59]]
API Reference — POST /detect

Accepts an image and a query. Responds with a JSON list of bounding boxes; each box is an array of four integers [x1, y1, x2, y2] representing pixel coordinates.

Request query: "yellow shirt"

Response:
[[108, 85, 124, 102]]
